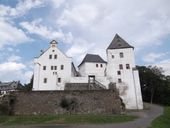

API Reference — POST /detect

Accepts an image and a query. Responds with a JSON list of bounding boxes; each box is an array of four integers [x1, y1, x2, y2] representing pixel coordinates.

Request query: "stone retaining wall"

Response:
[[11, 90, 122, 115]]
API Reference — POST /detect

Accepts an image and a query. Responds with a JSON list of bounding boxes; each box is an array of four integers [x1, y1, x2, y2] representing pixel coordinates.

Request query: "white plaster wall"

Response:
[[106, 48, 143, 109], [79, 62, 106, 77], [70, 77, 88, 83], [33, 44, 72, 91]]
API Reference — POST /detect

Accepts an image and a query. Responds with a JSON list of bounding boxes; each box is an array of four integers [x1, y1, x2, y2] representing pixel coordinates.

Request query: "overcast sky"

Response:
[[0, 0, 170, 83]]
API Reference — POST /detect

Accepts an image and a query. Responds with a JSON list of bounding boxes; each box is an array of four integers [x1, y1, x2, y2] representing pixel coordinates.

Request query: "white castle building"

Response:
[[33, 34, 143, 109]]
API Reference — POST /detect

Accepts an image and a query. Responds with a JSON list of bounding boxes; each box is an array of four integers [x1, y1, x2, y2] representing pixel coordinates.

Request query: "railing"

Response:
[[94, 80, 106, 89]]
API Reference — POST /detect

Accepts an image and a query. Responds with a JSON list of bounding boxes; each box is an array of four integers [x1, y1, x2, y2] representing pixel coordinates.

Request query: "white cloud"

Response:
[[0, 0, 44, 17], [50, 0, 65, 8], [156, 59, 170, 76], [20, 19, 73, 43], [66, 38, 95, 62], [56, 0, 170, 49], [0, 61, 32, 84], [0, 62, 25, 72], [0, 18, 30, 48], [143, 52, 168, 63], [7, 54, 21, 62]]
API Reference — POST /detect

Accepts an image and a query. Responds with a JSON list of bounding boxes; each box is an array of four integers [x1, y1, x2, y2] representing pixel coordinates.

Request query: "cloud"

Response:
[[20, 19, 73, 43], [0, 0, 44, 17], [156, 59, 170, 76], [0, 18, 30, 48], [66, 38, 95, 62], [143, 52, 168, 63], [56, 0, 170, 49], [7, 54, 21, 62], [50, 0, 65, 8], [0, 61, 32, 83]]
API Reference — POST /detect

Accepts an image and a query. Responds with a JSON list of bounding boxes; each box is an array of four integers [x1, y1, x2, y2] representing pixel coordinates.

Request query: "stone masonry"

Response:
[[11, 90, 122, 115]]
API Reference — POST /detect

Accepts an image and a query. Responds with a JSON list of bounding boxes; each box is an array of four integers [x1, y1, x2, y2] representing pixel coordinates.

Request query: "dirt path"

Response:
[[1, 103, 163, 128]]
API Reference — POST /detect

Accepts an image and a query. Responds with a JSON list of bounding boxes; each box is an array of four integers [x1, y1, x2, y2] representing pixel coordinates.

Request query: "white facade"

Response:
[[79, 62, 106, 77], [33, 40, 72, 90], [33, 34, 143, 109], [106, 48, 143, 109]]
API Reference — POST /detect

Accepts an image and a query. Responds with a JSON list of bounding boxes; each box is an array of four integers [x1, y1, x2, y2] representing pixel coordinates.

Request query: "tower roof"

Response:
[[107, 34, 134, 49], [78, 54, 106, 67]]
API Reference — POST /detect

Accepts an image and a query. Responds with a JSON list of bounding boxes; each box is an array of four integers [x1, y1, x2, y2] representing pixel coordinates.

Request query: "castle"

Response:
[[33, 34, 143, 110]]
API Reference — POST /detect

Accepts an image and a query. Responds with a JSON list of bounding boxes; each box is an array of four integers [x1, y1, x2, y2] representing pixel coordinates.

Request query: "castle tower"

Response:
[[106, 34, 143, 109]]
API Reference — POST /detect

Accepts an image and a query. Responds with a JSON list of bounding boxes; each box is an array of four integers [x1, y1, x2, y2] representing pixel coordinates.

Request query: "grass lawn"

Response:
[[150, 106, 170, 128], [0, 114, 137, 125]]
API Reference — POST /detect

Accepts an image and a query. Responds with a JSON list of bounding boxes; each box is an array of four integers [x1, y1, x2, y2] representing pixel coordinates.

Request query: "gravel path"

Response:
[[1, 103, 163, 128]]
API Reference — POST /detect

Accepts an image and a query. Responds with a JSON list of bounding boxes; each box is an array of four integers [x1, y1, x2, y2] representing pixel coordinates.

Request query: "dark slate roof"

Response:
[[78, 54, 107, 67], [107, 34, 134, 49]]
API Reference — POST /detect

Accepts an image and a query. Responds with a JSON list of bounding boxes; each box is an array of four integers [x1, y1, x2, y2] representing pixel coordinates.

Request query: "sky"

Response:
[[0, 0, 170, 84]]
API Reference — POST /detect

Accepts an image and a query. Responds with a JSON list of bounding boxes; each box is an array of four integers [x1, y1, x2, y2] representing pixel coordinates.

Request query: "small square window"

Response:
[[54, 54, 57, 59], [100, 64, 103, 67], [120, 52, 124, 58], [119, 64, 123, 70], [118, 78, 122, 83], [126, 64, 130, 69], [117, 71, 121, 75], [44, 78, 47, 83], [58, 78, 61, 83], [43, 66, 46, 70], [51, 66, 53, 70], [96, 64, 98, 67], [61, 65, 64, 70], [49, 54, 52, 59]]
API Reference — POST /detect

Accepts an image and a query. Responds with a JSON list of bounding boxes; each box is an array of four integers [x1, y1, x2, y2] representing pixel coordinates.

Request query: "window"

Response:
[[100, 64, 103, 67], [61, 65, 64, 70], [126, 64, 130, 69], [54, 54, 57, 59], [112, 55, 114, 59], [119, 64, 123, 70], [53, 72, 57, 75], [43, 66, 46, 70], [54, 66, 57, 70], [51, 66, 53, 70], [117, 71, 121, 75], [44, 78, 47, 83], [49, 54, 52, 59], [96, 64, 98, 67], [52, 50, 55, 52], [120, 52, 124, 58], [58, 78, 61, 83], [118, 78, 122, 83]]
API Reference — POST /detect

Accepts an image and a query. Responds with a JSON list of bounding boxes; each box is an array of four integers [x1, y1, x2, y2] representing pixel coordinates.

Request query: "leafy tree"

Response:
[[137, 66, 170, 105], [18, 75, 33, 91]]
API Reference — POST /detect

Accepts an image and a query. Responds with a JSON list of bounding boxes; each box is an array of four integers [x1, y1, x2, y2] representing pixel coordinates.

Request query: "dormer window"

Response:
[[120, 52, 124, 58]]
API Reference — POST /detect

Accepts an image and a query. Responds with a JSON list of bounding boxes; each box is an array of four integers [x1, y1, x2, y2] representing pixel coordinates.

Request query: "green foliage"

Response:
[[137, 66, 170, 105], [0, 114, 137, 125], [150, 107, 170, 128], [18, 75, 33, 92]]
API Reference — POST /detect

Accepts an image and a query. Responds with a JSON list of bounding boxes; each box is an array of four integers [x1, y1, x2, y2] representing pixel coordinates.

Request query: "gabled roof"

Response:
[[107, 34, 134, 49], [78, 54, 107, 67]]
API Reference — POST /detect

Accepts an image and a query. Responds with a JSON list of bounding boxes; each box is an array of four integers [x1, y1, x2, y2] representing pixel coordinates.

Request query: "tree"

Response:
[[137, 66, 170, 105], [18, 75, 33, 91]]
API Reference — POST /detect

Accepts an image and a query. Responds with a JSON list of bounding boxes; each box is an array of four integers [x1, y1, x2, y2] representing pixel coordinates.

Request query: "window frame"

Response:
[[120, 52, 124, 58], [49, 54, 52, 59]]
